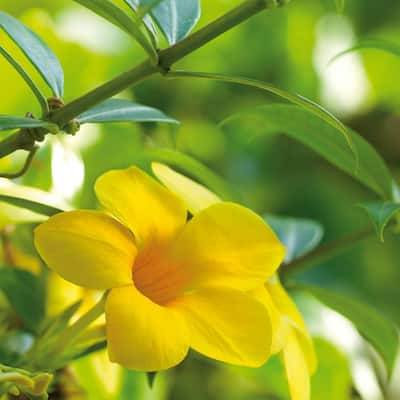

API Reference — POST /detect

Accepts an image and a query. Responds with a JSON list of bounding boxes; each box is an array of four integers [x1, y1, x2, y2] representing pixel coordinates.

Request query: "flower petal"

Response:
[[95, 167, 187, 249], [151, 162, 221, 213], [169, 202, 285, 291], [105, 285, 189, 371], [283, 329, 311, 400], [267, 278, 317, 373], [174, 288, 272, 367], [34, 211, 136, 289]]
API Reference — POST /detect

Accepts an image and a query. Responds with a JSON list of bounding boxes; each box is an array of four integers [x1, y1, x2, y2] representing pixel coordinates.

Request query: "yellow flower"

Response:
[[34, 165, 285, 371], [153, 163, 316, 400]]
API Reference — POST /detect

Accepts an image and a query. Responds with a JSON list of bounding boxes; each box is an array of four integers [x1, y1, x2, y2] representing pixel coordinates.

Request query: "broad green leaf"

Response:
[[72, 0, 157, 60], [169, 71, 355, 158], [0, 267, 45, 331], [265, 216, 324, 264], [137, 0, 201, 44], [222, 105, 393, 199], [138, 148, 239, 202], [0, 115, 57, 132], [0, 11, 64, 97], [359, 202, 400, 241], [0, 195, 63, 217], [0, 47, 47, 112], [331, 39, 400, 64], [302, 284, 399, 378], [77, 99, 179, 124]]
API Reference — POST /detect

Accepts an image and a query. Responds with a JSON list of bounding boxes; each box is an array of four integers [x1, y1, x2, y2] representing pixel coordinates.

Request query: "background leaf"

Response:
[[0, 267, 45, 331], [0, 195, 64, 217], [72, 0, 156, 59], [301, 284, 399, 378], [222, 104, 393, 199], [0, 11, 64, 97], [0, 115, 56, 132], [265, 215, 324, 264], [331, 39, 400, 63], [138, 0, 201, 44], [359, 202, 400, 241], [77, 99, 179, 124]]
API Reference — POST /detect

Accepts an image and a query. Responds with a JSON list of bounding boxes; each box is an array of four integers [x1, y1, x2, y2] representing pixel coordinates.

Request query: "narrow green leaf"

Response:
[[331, 39, 400, 64], [0, 47, 48, 113], [138, 148, 239, 202], [137, 0, 201, 44], [72, 340, 107, 360], [301, 284, 399, 378], [0, 267, 45, 331], [77, 99, 179, 124], [359, 202, 400, 241], [72, 0, 157, 60], [265, 216, 324, 264], [0, 194, 63, 217], [168, 71, 356, 160], [0, 11, 64, 97], [222, 105, 393, 199], [146, 372, 157, 388], [0, 115, 57, 132]]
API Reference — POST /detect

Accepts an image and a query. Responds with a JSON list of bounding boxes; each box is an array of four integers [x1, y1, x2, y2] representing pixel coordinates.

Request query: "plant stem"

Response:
[[0, 0, 287, 160], [0, 130, 34, 158], [50, 0, 282, 127], [281, 226, 375, 279]]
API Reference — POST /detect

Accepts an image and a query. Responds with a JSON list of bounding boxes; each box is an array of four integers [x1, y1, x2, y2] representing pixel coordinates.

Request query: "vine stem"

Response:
[[51, 0, 282, 128], [281, 226, 375, 279], [0, 0, 287, 163]]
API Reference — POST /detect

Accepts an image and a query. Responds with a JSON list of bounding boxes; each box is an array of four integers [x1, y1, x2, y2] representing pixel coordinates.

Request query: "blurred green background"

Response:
[[0, 0, 399, 399]]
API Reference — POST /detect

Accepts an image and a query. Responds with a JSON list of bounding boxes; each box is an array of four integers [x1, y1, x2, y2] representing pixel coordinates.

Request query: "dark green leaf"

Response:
[[0, 47, 47, 112], [138, 148, 239, 202], [146, 372, 157, 388], [0, 195, 63, 217], [77, 99, 179, 124], [0, 116, 57, 132], [0, 11, 64, 97], [0, 267, 45, 331], [72, 0, 157, 60], [169, 71, 356, 159], [265, 216, 324, 264], [359, 202, 400, 241], [302, 284, 399, 378], [222, 105, 393, 199], [137, 0, 201, 44], [331, 39, 400, 64]]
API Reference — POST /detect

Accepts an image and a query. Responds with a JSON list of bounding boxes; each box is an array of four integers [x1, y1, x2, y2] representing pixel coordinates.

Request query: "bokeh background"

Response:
[[0, 0, 399, 399]]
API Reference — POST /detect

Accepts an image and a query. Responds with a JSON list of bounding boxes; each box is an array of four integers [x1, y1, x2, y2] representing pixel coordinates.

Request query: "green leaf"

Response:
[[222, 104, 393, 199], [265, 216, 324, 264], [335, 0, 345, 13], [72, 0, 157, 60], [0, 195, 63, 217], [0, 11, 64, 97], [138, 148, 239, 202], [302, 284, 399, 378], [0, 116, 57, 132], [359, 202, 400, 241], [169, 71, 356, 159], [146, 372, 157, 388], [77, 99, 179, 124], [331, 39, 400, 63], [137, 0, 201, 44], [0, 47, 48, 113], [0, 267, 45, 331]]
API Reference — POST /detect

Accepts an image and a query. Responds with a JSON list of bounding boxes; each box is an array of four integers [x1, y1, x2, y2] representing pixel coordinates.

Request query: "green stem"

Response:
[[0, 130, 35, 158], [281, 227, 375, 279], [50, 0, 282, 128], [0, 0, 287, 160]]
